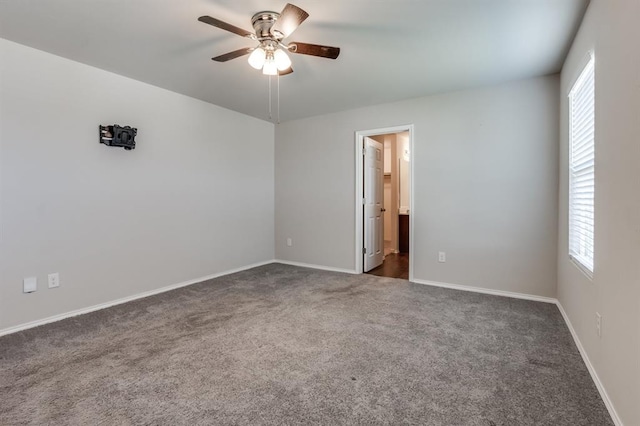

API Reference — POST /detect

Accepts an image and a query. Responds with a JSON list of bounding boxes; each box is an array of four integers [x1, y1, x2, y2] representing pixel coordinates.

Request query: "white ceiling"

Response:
[[0, 0, 588, 122]]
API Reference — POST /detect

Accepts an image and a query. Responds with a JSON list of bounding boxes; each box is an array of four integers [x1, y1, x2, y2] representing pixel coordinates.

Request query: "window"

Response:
[[568, 54, 595, 276]]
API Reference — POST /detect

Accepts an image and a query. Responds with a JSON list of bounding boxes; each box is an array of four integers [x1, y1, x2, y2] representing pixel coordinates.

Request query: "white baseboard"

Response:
[[411, 278, 557, 304], [0, 260, 275, 337], [555, 302, 623, 426], [274, 259, 358, 275]]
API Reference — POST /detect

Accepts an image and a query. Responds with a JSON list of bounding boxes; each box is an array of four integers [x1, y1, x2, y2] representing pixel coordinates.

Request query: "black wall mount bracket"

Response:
[[99, 125, 137, 150]]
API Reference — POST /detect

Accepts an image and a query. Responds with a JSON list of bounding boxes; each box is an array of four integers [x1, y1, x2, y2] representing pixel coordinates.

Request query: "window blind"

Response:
[[568, 55, 595, 275]]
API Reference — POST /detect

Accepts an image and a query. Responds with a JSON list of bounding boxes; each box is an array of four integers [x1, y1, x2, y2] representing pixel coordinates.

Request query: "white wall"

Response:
[[0, 39, 275, 331], [381, 134, 399, 250], [558, 1, 640, 424], [275, 75, 559, 298], [397, 132, 410, 214]]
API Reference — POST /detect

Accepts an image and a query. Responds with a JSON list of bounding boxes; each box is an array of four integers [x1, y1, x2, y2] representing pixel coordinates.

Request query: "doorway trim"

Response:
[[354, 124, 415, 281]]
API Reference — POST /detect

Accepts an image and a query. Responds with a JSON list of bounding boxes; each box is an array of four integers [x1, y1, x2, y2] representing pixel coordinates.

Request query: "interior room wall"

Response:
[[397, 132, 410, 214], [558, 1, 640, 424], [275, 75, 559, 297], [0, 39, 275, 331], [378, 134, 399, 253], [383, 140, 392, 245]]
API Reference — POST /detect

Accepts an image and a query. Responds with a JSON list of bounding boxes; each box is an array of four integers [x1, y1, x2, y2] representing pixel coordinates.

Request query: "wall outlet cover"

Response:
[[48, 273, 60, 288]]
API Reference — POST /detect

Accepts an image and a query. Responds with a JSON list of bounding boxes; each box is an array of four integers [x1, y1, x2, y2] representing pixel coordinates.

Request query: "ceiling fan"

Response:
[[198, 3, 340, 76]]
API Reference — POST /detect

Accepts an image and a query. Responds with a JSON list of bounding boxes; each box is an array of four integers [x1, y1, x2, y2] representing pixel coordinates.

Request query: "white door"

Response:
[[363, 137, 384, 272]]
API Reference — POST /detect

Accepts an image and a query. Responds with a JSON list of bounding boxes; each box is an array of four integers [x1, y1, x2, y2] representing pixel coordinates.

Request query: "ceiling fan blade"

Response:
[[278, 66, 294, 76], [288, 42, 340, 59], [198, 16, 254, 38], [272, 4, 309, 38], [212, 47, 254, 62]]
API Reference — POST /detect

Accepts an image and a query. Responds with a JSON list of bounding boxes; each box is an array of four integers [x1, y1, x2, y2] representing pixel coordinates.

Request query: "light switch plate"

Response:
[[23, 276, 37, 293]]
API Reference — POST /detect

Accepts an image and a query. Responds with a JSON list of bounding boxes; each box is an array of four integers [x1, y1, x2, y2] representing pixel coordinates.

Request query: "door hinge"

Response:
[[362, 198, 366, 205], [363, 247, 367, 254], [362, 147, 366, 156]]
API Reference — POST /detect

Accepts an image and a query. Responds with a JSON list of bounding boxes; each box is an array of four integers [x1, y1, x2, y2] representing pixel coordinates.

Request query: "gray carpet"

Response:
[[0, 263, 613, 425]]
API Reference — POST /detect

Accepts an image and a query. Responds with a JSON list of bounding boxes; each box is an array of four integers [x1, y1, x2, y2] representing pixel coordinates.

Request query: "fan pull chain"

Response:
[[277, 72, 280, 124], [268, 75, 272, 121]]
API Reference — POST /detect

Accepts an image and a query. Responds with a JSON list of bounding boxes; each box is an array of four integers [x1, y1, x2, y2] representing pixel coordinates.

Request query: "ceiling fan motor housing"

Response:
[[251, 11, 282, 40]]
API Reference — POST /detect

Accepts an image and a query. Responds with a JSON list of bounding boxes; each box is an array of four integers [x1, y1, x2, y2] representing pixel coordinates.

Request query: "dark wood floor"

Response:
[[366, 253, 409, 279]]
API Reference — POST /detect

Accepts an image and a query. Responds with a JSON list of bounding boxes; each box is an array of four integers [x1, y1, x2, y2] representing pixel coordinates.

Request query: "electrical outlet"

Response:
[[595, 312, 602, 337], [48, 273, 60, 289], [438, 252, 446, 263], [23, 277, 37, 293], [286, 238, 293, 247]]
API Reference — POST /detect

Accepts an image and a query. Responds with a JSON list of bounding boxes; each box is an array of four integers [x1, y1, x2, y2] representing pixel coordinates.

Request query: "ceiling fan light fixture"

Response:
[[273, 48, 292, 71], [248, 47, 266, 69], [199, 3, 340, 121]]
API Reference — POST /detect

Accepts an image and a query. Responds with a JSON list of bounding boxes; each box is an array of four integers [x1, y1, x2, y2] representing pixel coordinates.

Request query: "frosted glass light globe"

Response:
[[273, 49, 292, 71], [248, 47, 266, 70], [262, 59, 278, 75]]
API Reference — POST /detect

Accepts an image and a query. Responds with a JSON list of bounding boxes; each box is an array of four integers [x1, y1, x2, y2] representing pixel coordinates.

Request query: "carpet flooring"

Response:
[[0, 263, 613, 425]]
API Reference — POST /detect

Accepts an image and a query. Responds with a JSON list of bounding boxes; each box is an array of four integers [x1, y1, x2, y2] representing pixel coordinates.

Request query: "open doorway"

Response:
[[355, 126, 413, 280]]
